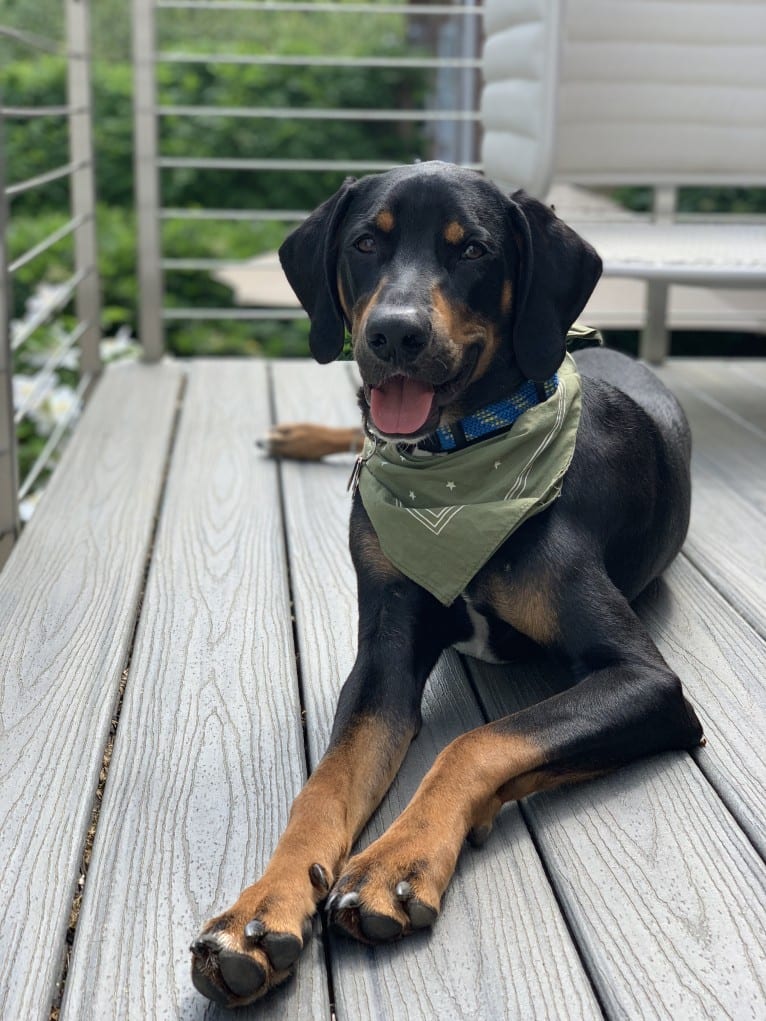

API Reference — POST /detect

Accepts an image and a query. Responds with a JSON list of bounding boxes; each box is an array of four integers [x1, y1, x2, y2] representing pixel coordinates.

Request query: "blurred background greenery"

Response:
[[3, 0, 765, 361], [3, 0, 430, 357]]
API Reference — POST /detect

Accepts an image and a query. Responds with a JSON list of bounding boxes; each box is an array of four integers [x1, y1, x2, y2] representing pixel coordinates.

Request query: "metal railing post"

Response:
[[133, 0, 165, 361], [66, 0, 103, 379], [0, 110, 20, 566]]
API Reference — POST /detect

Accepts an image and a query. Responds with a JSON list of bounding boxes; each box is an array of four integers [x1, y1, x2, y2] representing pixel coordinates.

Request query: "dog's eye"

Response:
[[461, 242, 487, 261], [354, 235, 377, 254]]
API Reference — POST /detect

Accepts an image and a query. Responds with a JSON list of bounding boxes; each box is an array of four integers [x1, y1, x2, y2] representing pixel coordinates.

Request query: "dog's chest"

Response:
[[451, 596, 509, 664]]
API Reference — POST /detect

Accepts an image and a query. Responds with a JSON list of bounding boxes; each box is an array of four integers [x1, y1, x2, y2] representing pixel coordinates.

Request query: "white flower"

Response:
[[19, 489, 44, 523], [25, 282, 70, 318], [47, 384, 82, 423], [30, 383, 81, 435], [12, 374, 37, 411], [100, 325, 140, 363]]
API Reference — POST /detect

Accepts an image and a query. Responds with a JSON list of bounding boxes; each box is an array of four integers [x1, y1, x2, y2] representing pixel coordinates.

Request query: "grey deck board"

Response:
[[271, 360, 603, 1021], [636, 558, 766, 857], [654, 360, 766, 638], [655, 362, 766, 516], [661, 358, 766, 433], [0, 363, 182, 1021], [60, 362, 329, 1020]]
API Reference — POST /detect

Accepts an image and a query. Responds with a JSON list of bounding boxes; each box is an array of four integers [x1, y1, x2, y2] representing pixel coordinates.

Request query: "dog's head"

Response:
[[279, 162, 601, 442]]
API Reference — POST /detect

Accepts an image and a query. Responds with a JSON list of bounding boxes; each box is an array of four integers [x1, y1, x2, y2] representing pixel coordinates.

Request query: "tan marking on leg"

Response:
[[375, 209, 395, 232], [333, 726, 544, 933], [444, 221, 465, 245], [268, 424, 362, 460], [219, 715, 413, 936], [478, 570, 559, 646], [499, 765, 611, 802], [354, 525, 404, 582]]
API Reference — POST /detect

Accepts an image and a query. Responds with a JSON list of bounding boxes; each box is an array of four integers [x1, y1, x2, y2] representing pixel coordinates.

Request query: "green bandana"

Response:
[[358, 353, 582, 605]]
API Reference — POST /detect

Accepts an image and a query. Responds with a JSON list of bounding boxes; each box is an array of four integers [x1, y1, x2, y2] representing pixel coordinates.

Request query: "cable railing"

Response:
[[0, 0, 101, 567], [133, 0, 484, 361]]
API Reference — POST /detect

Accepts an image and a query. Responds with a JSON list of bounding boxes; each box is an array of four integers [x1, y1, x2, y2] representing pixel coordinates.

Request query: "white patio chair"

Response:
[[481, 0, 766, 361]]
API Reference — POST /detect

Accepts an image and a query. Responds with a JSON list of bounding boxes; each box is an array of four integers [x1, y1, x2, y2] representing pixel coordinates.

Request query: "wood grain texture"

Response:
[[271, 360, 602, 1021], [467, 641, 766, 1019], [655, 361, 766, 515], [0, 362, 182, 1021], [661, 358, 766, 432], [636, 559, 766, 858], [60, 362, 329, 1021], [652, 360, 766, 638]]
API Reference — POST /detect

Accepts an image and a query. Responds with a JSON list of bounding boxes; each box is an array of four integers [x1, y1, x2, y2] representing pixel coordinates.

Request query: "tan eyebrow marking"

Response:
[[375, 210, 395, 232], [444, 221, 465, 245]]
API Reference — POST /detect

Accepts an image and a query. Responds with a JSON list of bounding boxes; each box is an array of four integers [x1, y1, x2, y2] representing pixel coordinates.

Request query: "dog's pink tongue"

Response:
[[370, 376, 435, 435]]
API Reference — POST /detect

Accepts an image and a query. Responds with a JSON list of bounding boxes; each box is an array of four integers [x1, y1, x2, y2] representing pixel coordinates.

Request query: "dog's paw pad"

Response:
[[261, 931, 304, 971], [218, 949, 267, 998], [359, 911, 403, 942]]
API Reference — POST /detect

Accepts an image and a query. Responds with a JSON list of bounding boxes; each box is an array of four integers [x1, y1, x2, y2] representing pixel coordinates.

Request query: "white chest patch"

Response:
[[452, 598, 506, 664]]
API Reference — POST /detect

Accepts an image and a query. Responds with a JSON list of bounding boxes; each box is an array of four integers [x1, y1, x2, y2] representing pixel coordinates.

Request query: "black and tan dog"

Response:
[[190, 162, 704, 1007]]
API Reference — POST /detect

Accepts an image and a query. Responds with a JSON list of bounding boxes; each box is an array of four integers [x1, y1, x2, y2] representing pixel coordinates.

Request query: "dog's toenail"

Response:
[[309, 863, 330, 895], [190, 934, 218, 957], [337, 891, 360, 911], [395, 881, 413, 901], [244, 918, 266, 942]]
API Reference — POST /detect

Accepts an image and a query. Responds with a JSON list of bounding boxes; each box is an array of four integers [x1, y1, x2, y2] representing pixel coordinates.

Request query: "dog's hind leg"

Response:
[[259, 423, 363, 460]]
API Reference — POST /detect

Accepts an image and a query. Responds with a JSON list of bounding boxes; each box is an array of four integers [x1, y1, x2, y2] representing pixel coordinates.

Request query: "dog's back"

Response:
[[573, 346, 692, 585]]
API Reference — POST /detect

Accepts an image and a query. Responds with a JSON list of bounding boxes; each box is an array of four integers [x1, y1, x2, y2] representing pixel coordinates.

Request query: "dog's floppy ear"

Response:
[[505, 190, 602, 381], [279, 177, 356, 363]]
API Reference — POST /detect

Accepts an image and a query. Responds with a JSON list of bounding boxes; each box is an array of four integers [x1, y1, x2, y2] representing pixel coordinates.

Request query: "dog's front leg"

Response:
[[328, 574, 705, 946], [190, 503, 449, 1007]]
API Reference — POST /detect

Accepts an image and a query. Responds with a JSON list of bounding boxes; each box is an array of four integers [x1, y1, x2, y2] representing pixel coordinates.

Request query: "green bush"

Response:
[[612, 186, 766, 215]]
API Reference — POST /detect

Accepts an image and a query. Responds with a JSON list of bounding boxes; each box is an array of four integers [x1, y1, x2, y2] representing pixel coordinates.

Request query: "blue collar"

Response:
[[425, 374, 560, 452]]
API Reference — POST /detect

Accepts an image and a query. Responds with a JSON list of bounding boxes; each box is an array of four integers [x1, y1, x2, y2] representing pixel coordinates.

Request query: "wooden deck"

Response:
[[1, 356, 765, 1021]]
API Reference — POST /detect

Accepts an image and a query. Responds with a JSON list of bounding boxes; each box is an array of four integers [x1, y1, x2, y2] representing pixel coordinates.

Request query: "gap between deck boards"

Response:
[[48, 372, 189, 1021]]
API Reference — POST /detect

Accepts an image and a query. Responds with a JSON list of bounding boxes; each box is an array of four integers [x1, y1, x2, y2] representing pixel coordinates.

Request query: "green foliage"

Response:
[[4, 26, 426, 358], [612, 186, 766, 215], [5, 34, 426, 215], [8, 205, 311, 355]]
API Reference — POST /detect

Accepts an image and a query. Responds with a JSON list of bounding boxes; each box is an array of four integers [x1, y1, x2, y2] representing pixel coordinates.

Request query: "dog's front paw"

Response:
[[326, 826, 453, 945], [190, 863, 330, 1007]]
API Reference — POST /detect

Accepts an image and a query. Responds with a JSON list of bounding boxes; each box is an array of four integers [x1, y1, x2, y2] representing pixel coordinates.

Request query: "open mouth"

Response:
[[363, 347, 479, 439]]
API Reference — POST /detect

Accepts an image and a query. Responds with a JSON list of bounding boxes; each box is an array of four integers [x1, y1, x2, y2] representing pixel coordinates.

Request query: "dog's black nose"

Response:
[[366, 307, 429, 362]]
